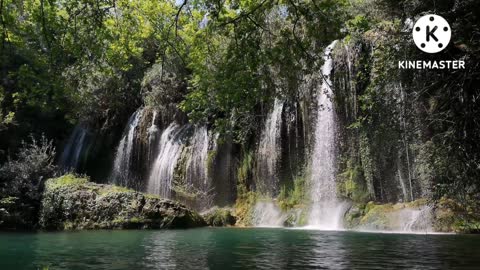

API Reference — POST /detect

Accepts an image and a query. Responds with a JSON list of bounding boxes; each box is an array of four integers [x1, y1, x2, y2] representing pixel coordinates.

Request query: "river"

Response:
[[1, 228, 479, 269]]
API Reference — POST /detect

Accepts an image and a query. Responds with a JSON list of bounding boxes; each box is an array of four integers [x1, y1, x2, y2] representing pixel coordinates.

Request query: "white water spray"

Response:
[[252, 201, 285, 227]]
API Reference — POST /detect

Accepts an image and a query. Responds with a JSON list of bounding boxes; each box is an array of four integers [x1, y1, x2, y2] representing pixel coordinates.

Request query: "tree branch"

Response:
[[175, 0, 188, 37]]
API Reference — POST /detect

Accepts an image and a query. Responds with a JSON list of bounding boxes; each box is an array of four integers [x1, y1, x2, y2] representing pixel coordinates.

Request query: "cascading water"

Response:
[[256, 98, 284, 195], [185, 126, 209, 188], [147, 111, 160, 164], [401, 205, 433, 232], [307, 41, 349, 230], [183, 126, 213, 209], [397, 155, 410, 202], [357, 204, 434, 233], [59, 125, 89, 171], [252, 201, 285, 227], [111, 109, 144, 186], [147, 123, 187, 198]]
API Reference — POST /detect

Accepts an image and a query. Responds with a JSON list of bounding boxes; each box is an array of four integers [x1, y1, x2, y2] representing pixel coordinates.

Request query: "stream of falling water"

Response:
[[59, 125, 89, 171], [111, 109, 144, 186], [256, 98, 284, 196], [147, 123, 187, 198], [185, 126, 209, 188], [306, 41, 349, 230], [184, 126, 212, 209], [147, 111, 160, 164]]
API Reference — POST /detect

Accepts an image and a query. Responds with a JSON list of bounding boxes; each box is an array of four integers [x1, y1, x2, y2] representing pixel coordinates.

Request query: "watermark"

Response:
[[413, 14, 451, 54], [398, 60, 464, 69], [399, 14, 465, 70]]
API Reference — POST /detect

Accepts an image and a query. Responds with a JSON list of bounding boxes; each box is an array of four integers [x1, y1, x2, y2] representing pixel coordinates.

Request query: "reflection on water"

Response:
[[0, 228, 479, 270]]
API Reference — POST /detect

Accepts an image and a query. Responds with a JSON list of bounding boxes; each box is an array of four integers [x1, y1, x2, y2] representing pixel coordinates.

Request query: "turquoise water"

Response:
[[0, 228, 479, 269]]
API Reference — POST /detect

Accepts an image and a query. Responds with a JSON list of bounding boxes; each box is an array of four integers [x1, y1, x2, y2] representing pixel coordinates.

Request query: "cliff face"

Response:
[[39, 175, 206, 230]]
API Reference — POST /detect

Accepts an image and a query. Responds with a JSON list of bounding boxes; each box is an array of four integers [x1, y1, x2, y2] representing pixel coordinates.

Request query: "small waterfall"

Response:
[[400, 205, 433, 232], [59, 125, 89, 171], [111, 109, 144, 186], [185, 126, 209, 187], [147, 111, 160, 164], [252, 201, 285, 227], [357, 204, 433, 233], [397, 155, 409, 202], [147, 123, 187, 198], [307, 41, 347, 230], [256, 98, 284, 195], [185, 127, 212, 209]]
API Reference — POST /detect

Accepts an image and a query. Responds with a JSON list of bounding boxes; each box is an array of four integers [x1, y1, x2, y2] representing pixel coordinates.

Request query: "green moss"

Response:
[[235, 188, 257, 226], [235, 150, 256, 226], [98, 185, 133, 196], [434, 196, 480, 233], [278, 175, 306, 211], [206, 149, 217, 172], [47, 174, 135, 198], [237, 150, 253, 185], [338, 159, 370, 203], [145, 193, 161, 200], [358, 202, 394, 229], [0, 196, 18, 206], [346, 199, 433, 230], [295, 209, 309, 227], [47, 174, 89, 189], [203, 208, 236, 227], [113, 216, 146, 226]]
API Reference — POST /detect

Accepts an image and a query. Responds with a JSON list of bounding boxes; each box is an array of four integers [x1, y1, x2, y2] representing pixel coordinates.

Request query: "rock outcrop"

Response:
[[39, 175, 206, 230], [202, 207, 236, 227]]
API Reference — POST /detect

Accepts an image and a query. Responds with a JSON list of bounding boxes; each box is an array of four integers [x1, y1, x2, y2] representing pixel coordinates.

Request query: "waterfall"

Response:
[[147, 111, 160, 164], [147, 123, 187, 198], [252, 201, 285, 227], [185, 126, 209, 187], [357, 204, 433, 233], [307, 41, 348, 230], [256, 98, 284, 195], [401, 206, 433, 232], [59, 125, 89, 171], [111, 109, 144, 186], [397, 155, 409, 202], [187, 127, 212, 206]]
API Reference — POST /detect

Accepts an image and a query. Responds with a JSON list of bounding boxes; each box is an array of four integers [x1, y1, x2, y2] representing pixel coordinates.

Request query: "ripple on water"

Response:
[[0, 228, 478, 270]]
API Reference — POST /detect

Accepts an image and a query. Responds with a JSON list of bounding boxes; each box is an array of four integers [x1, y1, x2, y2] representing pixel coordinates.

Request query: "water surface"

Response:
[[0, 228, 479, 269]]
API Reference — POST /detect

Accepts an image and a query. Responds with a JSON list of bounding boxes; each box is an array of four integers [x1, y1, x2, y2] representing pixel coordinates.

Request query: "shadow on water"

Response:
[[1, 228, 480, 270]]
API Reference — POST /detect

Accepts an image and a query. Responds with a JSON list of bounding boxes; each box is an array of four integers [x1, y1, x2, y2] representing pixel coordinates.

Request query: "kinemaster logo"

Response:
[[413, 14, 451, 54], [398, 14, 465, 70]]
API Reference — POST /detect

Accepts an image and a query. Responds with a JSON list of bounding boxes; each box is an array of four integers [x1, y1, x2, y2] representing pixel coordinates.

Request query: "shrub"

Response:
[[0, 135, 57, 228]]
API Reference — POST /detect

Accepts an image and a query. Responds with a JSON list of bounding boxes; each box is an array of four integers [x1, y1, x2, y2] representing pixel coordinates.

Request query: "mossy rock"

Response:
[[202, 208, 236, 227], [433, 196, 480, 233], [39, 174, 206, 230], [348, 199, 433, 231]]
